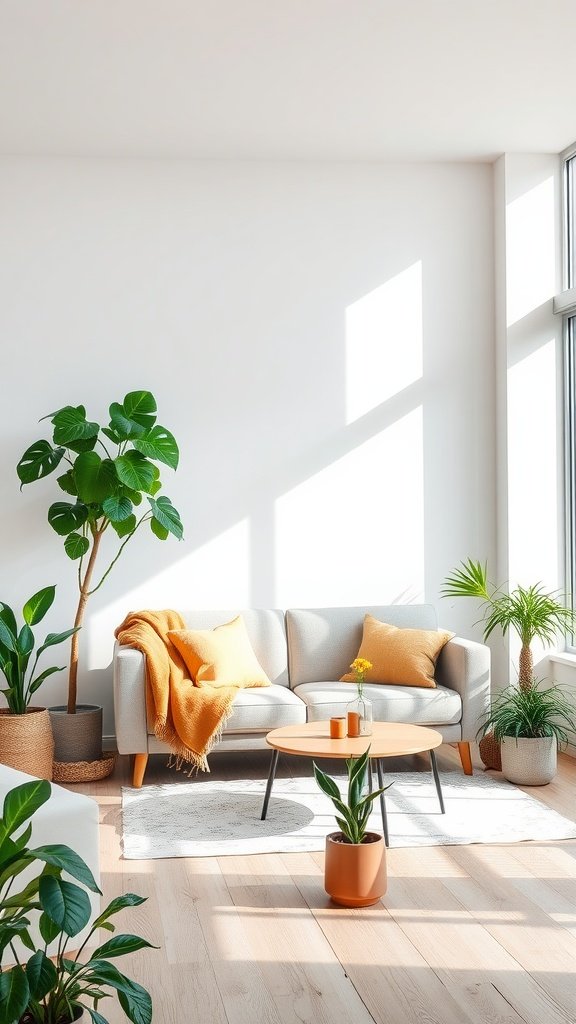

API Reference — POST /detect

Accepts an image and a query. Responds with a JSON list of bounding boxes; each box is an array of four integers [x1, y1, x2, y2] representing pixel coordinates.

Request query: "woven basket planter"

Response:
[[0, 707, 54, 780], [52, 753, 116, 784], [49, 704, 103, 763]]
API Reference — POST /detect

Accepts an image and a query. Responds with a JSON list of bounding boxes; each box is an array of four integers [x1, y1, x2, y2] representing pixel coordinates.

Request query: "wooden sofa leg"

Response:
[[457, 742, 473, 776], [133, 753, 149, 788]]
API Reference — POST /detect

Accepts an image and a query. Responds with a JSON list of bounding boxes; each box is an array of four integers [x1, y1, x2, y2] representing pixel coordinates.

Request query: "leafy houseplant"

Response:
[[16, 392, 183, 762], [0, 587, 78, 778], [313, 747, 390, 906], [0, 587, 78, 716], [442, 559, 576, 777], [477, 682, 576, 785], [0, 778, 154, 1024], [441, 559, 575, 690]]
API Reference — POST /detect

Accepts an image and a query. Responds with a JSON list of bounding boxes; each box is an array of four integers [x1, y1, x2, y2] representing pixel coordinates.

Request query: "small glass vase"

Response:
[[346, 693, 373, 737]]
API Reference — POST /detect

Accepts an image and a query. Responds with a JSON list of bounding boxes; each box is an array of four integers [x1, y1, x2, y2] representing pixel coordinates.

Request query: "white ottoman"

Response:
[[0, 764, 100, 962]]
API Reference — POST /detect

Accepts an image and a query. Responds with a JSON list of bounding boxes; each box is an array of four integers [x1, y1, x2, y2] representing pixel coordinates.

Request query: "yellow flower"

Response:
[[350, 657, 372, 677]]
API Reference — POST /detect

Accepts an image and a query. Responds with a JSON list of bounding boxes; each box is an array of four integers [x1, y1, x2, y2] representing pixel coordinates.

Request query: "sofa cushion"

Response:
[[286, 605, 438, 687], [221, 683, 307, 733], [293, 681, 462, 726], [168, 615, 271, 688], [179, 609, 289, 686], [340, 614, 453, 688]]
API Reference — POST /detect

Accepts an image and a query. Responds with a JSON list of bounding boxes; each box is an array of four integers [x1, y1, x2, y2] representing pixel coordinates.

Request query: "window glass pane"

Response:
[[567, 154, 576, 289], [566, 314, 576, 648]]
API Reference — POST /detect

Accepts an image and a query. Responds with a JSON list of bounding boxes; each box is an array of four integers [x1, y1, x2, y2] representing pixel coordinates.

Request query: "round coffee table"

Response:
[[261, 721, 445, 847]]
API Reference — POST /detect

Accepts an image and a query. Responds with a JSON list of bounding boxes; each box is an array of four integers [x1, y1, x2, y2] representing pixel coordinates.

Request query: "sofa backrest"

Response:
[[286, 605, 438, 687], [180, 609, 290, 687]]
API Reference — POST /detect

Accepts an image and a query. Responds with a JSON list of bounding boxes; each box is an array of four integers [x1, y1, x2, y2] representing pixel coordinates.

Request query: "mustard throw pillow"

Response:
[[340, 614, 453, 689], [168, 615, 271, 688]]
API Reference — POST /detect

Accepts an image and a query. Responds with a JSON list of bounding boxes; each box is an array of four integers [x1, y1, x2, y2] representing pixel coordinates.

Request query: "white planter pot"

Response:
[[500, 735, 557, 786]]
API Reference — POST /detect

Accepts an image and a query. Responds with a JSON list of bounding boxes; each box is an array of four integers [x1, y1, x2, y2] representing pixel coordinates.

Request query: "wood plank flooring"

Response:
[[70, 746, 576, 1024]]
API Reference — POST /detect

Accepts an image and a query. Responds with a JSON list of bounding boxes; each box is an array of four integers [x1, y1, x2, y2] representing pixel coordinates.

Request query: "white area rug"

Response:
[[121, 771, 576, 859]]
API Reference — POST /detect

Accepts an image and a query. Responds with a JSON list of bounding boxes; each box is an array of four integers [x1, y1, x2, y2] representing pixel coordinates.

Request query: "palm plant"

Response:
[[441, 559, 575, 690]]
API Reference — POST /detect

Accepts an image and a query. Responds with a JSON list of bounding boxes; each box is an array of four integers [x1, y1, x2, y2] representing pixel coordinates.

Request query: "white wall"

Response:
[[0, 158, 495, 736]]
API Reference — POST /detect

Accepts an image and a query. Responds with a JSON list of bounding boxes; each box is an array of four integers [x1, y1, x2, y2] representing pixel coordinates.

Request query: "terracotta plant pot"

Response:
[[324, 831, 387, 907], [0, 707, 54, 780]]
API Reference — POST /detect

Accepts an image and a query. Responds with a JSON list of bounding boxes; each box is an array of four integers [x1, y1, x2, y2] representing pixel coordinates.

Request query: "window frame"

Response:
[[560, 143, 576, 650]]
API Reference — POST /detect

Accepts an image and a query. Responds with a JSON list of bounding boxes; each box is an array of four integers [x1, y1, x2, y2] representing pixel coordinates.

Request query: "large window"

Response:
[[560, 146, 576, 644]]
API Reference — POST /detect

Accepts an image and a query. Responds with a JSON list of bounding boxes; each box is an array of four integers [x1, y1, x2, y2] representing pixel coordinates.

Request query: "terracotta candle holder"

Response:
[[347, 711, 361, 737], [330, 716, 347, 739]]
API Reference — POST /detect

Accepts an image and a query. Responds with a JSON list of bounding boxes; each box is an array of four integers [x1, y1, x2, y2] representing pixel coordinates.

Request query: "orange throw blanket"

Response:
[[114, 609, 240, 772]]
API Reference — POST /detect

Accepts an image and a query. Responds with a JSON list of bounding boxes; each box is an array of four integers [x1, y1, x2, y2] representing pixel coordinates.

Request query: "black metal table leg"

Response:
[[261, 748, 280, 820], [376, 758, 390, 848], [429, 749, 445, 813]]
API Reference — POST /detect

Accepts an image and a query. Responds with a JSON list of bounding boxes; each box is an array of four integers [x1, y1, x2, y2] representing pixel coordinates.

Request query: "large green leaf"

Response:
[[111, 514, 137, 539], [115, 452, 156, 492], [0, 616, 17, 653], [25, 950, 58, 1001], [22, 586, 56, 627], [2, 780, 51, 836], [29, 665, 63, 696], [87, 1008, 109, 1024], [102, 495, 133, 523], [38, 912, 59, 945], [92, 893, 146, 929], [32, 844, 101, 893], [134, 425, 179, 470], [37, 627, 79, 658], [74, 453, 119, 505], [17, 624, 34, 658], [150, 518, 168, 541], [122, 391, 157, 430], [51, 406, 99, 446], [39, 876, 92, 937], [109, 402, 145, 440], [87, 963, 152, 1024], [57, 469, 78, 496], [17, 440, 65, 486], [92, 933, 156, 960], [0, 964, 29, 1024], [48, 502, 89, 537], [65, 532, 91, 560], [147, 496, 183, 540], [0, 604, 17, 641]]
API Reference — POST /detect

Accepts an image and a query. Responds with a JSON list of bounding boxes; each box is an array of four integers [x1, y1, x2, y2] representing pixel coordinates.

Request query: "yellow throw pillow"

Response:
[[340, 614, 454, 689], [168, 615, 271, 688]]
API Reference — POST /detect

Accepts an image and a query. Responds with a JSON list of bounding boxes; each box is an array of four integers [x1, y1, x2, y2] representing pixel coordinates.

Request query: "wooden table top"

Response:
[[265, 721, 443, 759]]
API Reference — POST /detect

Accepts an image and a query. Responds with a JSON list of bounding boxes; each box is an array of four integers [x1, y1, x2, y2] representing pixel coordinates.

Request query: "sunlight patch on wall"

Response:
[[89, 519, 251, 667], [506, 176, 555, 328], [346, 262, 422, 424], [275, 409, 424, 607], [507, 338, 558, 622]]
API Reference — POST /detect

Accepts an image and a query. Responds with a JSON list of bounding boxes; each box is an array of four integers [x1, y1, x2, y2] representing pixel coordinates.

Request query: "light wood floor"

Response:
[[72, 745, 576, 1024]]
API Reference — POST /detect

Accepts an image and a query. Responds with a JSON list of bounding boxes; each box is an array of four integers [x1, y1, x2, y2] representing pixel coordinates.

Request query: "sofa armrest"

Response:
[[113, 641, 149, 754], [435, 636, 491, 741]]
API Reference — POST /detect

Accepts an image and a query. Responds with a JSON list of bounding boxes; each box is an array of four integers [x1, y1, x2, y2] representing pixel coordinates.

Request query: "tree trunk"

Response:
[[518, 643, 533, 691], [67, 530, 103, 714]]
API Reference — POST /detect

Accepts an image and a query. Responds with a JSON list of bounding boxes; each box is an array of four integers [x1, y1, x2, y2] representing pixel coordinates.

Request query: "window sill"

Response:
[[548, 652, 576, 666]]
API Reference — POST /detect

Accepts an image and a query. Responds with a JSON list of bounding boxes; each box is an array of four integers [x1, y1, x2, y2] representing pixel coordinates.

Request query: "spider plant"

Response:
[[478, 681, 576, 742], [441, 559, 575, 690]]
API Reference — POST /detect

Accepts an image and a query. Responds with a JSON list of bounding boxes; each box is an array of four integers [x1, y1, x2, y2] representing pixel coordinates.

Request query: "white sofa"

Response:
[[0, 764, 100, 962], [113, 604, 491, 787]]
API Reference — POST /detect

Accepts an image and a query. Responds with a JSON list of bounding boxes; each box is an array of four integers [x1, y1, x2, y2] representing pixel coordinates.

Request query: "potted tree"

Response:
[[442, 558, 576, 780], [477, 680, 576, 785], [0, 777, 155, 1024], [0, 587, 78, 780], [313, 747, 390, 907], [16, 391, 183, 778]]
